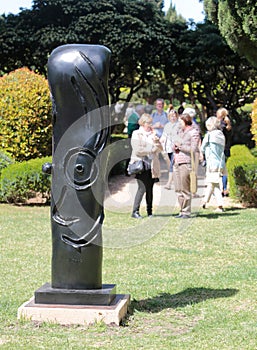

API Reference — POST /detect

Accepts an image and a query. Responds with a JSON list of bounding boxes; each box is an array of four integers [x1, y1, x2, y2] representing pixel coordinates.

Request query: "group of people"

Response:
[[126, 98, 232, 219]]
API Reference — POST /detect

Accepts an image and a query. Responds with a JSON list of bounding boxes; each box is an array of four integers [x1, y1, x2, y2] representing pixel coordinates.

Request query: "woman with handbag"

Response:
[[128, 113, 162, 218], [201, 116, 226, 212], [172, 113, 200, 219]]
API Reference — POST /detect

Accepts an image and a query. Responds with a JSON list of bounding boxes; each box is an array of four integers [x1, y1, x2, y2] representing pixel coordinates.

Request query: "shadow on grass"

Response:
[[152, 208, 245, 219], [131, 287, 238, 313], [196, 212, 240, 219], [221, 206, 247, 212]]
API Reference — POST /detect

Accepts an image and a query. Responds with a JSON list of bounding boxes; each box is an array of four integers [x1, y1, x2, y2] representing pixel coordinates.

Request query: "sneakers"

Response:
[[131, 212, 143, 219], [131, 212, 154, 218], [222, 190, 229, 197], [202, 204, 225, 212], [175, 214, 191, 219]]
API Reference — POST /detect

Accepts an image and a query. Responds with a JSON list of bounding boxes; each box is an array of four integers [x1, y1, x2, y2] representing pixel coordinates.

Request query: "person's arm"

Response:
[[131, 132, 152, 157], [152, 121, 163, 130], [200, 134, 208, 154], [152, 136, 163, 153]]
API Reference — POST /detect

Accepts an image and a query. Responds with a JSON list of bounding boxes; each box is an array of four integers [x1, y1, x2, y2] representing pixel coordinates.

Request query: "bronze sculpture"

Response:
[[39, 44, 113, 303]]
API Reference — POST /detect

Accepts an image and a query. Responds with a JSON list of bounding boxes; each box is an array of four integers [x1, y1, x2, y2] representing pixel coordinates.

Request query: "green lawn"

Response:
[[0, 203, 256, 349]]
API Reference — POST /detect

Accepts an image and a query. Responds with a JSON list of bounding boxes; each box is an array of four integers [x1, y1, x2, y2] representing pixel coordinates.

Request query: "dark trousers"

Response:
[[133, 170, 155, 215]]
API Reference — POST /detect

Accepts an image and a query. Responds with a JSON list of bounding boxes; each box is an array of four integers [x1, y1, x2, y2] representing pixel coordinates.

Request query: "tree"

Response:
[[165, 22, 257, 119], [0, 0, 178, 107], [203, 0, 257, 68], [165, 1, 186, 23], [162, 20, 257, 146]]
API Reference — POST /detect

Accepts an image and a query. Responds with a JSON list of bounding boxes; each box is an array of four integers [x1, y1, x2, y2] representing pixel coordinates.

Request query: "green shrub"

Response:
[[0, 68, 52, 161], [0, 156, 51, 204], [233, 164, 257, 206], [109, 134, 129, 175], [250, 147, 257, 158], [0, 150, 15, 175], [227, 145, 257, 206]]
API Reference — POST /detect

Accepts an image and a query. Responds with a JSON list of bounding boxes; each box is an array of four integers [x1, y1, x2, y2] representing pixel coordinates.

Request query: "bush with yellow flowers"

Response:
[[0, 68, 52, 161], [251, 97, 257, 145]]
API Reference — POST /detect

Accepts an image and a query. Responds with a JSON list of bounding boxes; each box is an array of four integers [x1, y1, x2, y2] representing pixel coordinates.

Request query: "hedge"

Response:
[[227, 145, 257, 206], [0, 156, 51, 204]]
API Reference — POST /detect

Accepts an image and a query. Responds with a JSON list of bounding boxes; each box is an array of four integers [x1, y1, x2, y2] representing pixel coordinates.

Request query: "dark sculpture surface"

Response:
[[45, 44, 111, 292]]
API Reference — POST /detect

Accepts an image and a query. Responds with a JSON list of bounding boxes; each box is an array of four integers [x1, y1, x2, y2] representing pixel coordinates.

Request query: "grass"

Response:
[[0, 202, 257, 349]]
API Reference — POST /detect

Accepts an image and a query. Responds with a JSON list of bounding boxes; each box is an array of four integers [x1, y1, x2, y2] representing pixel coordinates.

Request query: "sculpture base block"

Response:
[[17, 294, 130, 326], [34, 283, 116, 306]]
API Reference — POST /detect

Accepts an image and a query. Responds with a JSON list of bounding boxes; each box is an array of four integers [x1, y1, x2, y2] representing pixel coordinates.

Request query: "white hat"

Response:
[[183, 107, 196, 118]]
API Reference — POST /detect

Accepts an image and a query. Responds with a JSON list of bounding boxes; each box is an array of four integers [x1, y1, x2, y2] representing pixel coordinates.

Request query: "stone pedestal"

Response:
[[18, 283, 130, 326], [18, 290, 130, 326]]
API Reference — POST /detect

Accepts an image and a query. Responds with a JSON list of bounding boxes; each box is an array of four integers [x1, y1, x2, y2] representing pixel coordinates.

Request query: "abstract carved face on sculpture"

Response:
[[46, 44, 111, 290]]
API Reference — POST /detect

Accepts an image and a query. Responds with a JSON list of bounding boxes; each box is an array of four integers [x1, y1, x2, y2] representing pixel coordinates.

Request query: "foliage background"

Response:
[[0, 0, 256, 159], [203, 0, 257, 68]]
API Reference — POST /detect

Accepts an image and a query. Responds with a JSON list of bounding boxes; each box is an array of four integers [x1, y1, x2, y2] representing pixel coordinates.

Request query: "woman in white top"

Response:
[[201, 116, 226, 212], [129, 114, 162, 218], [160, 109, 180, 189]]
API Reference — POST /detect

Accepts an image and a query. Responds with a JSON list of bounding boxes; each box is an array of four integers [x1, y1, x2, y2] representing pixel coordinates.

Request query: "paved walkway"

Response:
[[104, 160, 215, 213], [103, 160, 240, 248]]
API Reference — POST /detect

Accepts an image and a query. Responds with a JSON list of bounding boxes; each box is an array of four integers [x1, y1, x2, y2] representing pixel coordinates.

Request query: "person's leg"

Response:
[[169, 153, 174, 172], [213, 183, 224, 209], [165, 153, 174, 189], [202, 182, 214, 207], [173, 164, 183, 215], [222, 165, 229, 196], [144, 171, 155, 216], [179, 164, 191, 217], [174, 164, 191, 217], [222, 175, 228, 194], [165, 172, 173, 190], [132, 174, 146, 218]]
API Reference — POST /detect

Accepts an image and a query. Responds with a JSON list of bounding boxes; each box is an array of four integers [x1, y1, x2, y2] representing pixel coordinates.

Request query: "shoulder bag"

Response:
[[127, 160, 144, 175], [190, 149, 197, 194]]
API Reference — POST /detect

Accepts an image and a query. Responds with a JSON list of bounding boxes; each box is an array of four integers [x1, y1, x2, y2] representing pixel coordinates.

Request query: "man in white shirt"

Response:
[[151, 98, 170, 170], [151, 98, 169, 138]]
